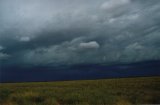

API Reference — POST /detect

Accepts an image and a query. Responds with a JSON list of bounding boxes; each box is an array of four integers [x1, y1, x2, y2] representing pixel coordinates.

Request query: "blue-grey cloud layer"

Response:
[[0, 0, 160, 66]]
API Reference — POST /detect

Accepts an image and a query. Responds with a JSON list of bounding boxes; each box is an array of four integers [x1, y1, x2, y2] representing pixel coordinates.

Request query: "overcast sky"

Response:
[[0, 0, 160, 67]]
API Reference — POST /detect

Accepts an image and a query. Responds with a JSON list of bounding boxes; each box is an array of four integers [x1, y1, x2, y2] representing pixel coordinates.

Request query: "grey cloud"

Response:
[[0, 0, 160, 66], [101, 0, 130, 10], [19, 36, 31, 42], [0, 52, 10, 60], [126, 42, 144, 50], [0, 45, 10, 60], [20, 39, 100, 65], [79, 41, 100, 49], [101, 0, 131, 17], [0, 46, 4, 51]]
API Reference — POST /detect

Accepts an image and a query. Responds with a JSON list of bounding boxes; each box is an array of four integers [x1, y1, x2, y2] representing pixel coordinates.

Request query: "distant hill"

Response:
[[1, 60, 160, 83]]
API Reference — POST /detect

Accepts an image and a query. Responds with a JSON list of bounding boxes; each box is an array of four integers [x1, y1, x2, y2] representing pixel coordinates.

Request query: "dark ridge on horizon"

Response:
[[1, 60, 160, 83], [1, 76, 160, 84]]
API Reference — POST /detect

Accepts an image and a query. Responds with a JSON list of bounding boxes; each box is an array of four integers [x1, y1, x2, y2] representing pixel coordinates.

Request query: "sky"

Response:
[[0, 0, 160, 68]]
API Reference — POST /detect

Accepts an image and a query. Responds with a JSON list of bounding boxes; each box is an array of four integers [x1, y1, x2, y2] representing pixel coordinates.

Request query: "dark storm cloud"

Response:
[[0, 0, 160, 66]]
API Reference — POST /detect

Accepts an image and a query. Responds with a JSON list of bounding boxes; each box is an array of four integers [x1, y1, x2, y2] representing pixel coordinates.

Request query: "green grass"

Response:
[[0, 76, 160, 105]]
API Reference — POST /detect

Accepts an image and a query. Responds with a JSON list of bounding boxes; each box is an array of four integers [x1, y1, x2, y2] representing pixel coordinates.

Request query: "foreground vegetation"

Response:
[[0, 76, 160, 105]]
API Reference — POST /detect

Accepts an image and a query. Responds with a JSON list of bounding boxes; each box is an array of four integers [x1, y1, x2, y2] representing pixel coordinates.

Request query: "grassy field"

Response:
[[0, 76, 160, 105]]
